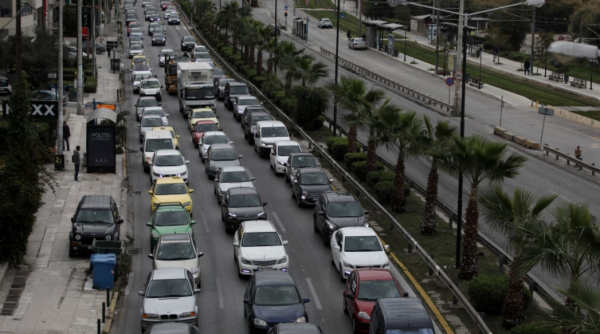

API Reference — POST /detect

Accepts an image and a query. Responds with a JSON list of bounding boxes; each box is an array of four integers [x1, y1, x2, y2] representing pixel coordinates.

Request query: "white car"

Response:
[[130, 27, 144, 39], [214, 166, 256, 204], [331, 227, 390, 281], [164, 9, 175, 19], [132, 73, 152, 94], [142, 106, 169, 126], [348, 37, 368, 50], [233, 220, 289, 278], [139, 115, 165, 143], [149, 149, 189, 184], [140, 78, 163, 101], [67, 46, 88, 58], [158, 49, 175, 66], [318, 18, 333, 28], [192, 45, 207, 53], [199, 131, 231, 162], [232, 95, 261, 121], [270, 141, 302, 175], [149, 234, 204, 287], [193, 51, 212, 64], [129, 45, 144, 58]]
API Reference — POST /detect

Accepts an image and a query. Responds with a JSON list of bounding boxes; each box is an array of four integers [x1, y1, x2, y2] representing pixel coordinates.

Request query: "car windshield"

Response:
[[144, 109, 165, 117], [386, 330, 434, 334], [154, 33, 165, 39], [327, 202, 363, 217], [134, 64, 150, 71], [323, 18, 331, 22], [154, 155, 183, 166], [219, 79, 234, 87], [230, 86, 249, 95], [134, 58, 147, 65], [131, 28, 141, 33], [241, 232, 281, 247], [195, 123, 218, 132], [254, 286, 300, 305], [353, 38, 365, 43], [183, 36, 195, 42], [170, 14, 179, 18], [134, 74, 151, 82], [192, 111, 214, 118], [160, 50, 174, 57], [194, 52, 210, 59], [278, 145, 301, 156], [214, 68, 224, 76], [141, 80, 160, 88], [131, 36, 142, 41], [299, 172, 329, 185], [156, 242, 195, 260], [251, 116, 273, 125], [138, 98, 158, 107], [220, 171, 251, 183], [145, 139, 173, 152], [344, 236, 382, 252], [142, 118, 164, 127], [154, 183, 187, 195], [357, 280, 401, 301], [261, 127, 288, 137], [131, 45, 143, 51], [292, 156, 316, 168], [187, 87, 214, 99], [146, 278, 192, 298], [76, 209, 114, 223], [154, 210, 188, 226], [238, 98, 258, 106], [193, 46, 207, 52], [211, 149, 237, 161], [204, 135, 228, 145], [229, 194, 261, 208]]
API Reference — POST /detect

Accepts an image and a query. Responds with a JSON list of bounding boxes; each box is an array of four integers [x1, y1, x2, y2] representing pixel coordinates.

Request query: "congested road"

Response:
[[112, 2, 441, 333]]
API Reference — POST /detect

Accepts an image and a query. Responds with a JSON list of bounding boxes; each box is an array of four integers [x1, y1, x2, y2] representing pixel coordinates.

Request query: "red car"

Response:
[[127, 22, 141, 36], [343, 269, 408, 333], [192, 120, 219, 147]]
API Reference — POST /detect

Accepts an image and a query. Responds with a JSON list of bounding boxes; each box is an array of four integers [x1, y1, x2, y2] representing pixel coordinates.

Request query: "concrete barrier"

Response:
[[548, 106, 600, 130], [523, 139, 541, 150], [502, 132, 514, 141], [513, 135, 525, 145], [494, 126, 506, 136]]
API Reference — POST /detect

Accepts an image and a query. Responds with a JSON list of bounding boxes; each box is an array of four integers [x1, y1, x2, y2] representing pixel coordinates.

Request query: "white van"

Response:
[[253, 120, 290, 158], [141, 130, 175, 172]]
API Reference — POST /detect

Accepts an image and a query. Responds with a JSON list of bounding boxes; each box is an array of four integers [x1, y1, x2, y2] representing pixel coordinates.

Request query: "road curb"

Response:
[[0, 263, 8, 289], [103, 291, 119, 333]]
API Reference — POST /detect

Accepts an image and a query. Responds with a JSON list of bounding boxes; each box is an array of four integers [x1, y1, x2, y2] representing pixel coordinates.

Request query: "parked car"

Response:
[[204, 143, 242, 179], [349, 37, 368, 50], [139, 268, 200, 331], [0, 76, 11, 95], [31, 89, 67, 106], [318, 18, 333, 28], [284, 153, 318, 184], [149, 234, 203, 288], [291, 168, 333, 207], [269, 141, 301, 175], [331, 227, 390, 281], [81, 41, 106, 53], [213, 166, 256, 204], [314, 191, 368, 246], [221, 188, 267, 233], [147, 203, 195, 250], [234, 221, 288, 276]]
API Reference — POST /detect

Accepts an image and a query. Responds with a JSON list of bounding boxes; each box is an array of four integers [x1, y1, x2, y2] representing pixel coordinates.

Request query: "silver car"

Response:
[[204, 143, 242, 180], [232, 95, 261, 121], [214, 166, 256, 204], [159, 49, 175, 66], [348, 37, 367, 50], [129, 45, 144, 59], [199, 131, 231, 162], [215, 78, 235, 100], [139, 115, 165, 143], [139, 268, 200, 331]]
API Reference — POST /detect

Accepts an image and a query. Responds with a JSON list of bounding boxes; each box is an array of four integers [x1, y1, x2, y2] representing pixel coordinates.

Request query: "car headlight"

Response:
[[228, 212, 237, 217], [105, 235, 112, 241], [357, 311, 370, 320], [327, 222, 336, 230], [254, 318, 267, 327], [277, 255, 287, 264], [257, 211, 266, 218], [180, 171, 187, 176], [295, 317, 306, 323], [363, 222, 369, 227], [241, 257, 251, 265], [277, 160, 285, 165], [151, 232, 159, 239], [179, 311, 196, 318], [382, 261, 390, 268], [74, 234, 82, 241], [152, 172, 161, 177], [142, 313, 158, 319], [261, 143, 267, 147], [343, 261, 354, 269], [189, 267, 199, 274]]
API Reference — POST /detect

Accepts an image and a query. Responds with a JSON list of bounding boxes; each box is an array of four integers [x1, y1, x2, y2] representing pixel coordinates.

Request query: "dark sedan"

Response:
[[244, 271, 310, 332], [181, 36, 196, 51], [152, 32, 166, 46], [291, 168, 333, 207], [221, 187, 267, 233], [313, 191, 368, 246], [168, 13, 181, 25]]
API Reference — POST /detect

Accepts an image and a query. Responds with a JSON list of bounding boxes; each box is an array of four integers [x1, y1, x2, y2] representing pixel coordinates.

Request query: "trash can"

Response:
[[564, 74, 569, 83], [54, 154, 64, 170], [110, 59, 120, 72], [91, 253, 117, 290]]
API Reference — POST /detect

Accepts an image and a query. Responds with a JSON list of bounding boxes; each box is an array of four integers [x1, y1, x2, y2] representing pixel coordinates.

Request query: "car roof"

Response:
[[275, 140, 300, 147], [204, 131, 226, 137], [375, 298, 433, 329], [297, 168, 323, 175], [141, 77, 160, 82], [194, 120, 217, 125], [256, 120, 285, 127], [356, 268, 394, 281], [289, 152, 314, 158], [79, 195, 112, 209], [145, 130, 172, 139], [151, 268, 187, 280], [249, 112, 271, 118], [339, 226, 376, 236], [237, 95, 256, 99], [155, 203, 187, 212], [274, 323, 322, 334], [323, 191, 357, 203], [142, 114, 162, 120], [228, 82, 247, 87], [228, 187, 258, 196], [254, 271, 295, 287], [209, 143, 234, 150], [221, 166, 247, 173], [159, 233, 192, 243], [143, 107, 164, 112], [152, 126, 174, 131], [155, 176, 186, 185], [138, 96, 157, 100], [154, 149, 180, 156]]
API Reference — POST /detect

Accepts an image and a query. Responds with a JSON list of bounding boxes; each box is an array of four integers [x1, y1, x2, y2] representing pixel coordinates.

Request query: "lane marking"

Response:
[[271, 212, 286, 233], [550, 190, 572, 202], [125, 272, 134, 295], [216, 279, 225, 309], [201, 212, 209, 233], [305, 278, 322, 310]]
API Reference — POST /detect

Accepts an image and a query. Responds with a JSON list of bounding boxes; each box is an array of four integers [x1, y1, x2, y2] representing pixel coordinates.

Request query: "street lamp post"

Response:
[[274, 0, 278, 73], [403, 27, 407, 62], [544, 49, 547, 77], [332, 0, 341, 136]]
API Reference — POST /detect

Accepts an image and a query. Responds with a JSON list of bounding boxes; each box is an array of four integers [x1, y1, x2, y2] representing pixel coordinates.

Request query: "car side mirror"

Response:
[[254, 133, 259, 138], [198, 252, 204, 257], [345, 292, 354, 299], [243, 299, 251, 305], [147, 161, 153, 166], [117, 218, 124, 224], [319, 210, 325, 215], [271, 151, 275, 155], [329, 179, 335, 183], [191, 220, 196, 225], [148, 253, 154, 259], [189, 189, 194, 193], [71, 217, 75, 223], [334, 245, 341, 251], [302, 298, 310, 303], [216, 115, 220, 118], [138, 124, 141, 127], [194, 289, 201, 294], [185, 160, 190, 164], [283, 240, 289, 245], [138, 291, 145, 296], [263, 202, 267, 206], [161, 85, 163, 88], [251, 177, 256, 181], [402, 292, 409, 297], [282, 162, 287, 166], [146, 222, 152, 226], [293, 180, 298, 183], [135, 104, 138, 107], [140, 147, 143, 151], [165, 114, 170, 117], [384, 245, 390, 250], [233, 241, 240, 247], [148, 190, 153, 194]]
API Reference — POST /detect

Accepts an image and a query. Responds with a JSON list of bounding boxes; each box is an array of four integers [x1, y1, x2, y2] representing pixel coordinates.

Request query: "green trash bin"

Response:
[[111, 59, 120, 71]]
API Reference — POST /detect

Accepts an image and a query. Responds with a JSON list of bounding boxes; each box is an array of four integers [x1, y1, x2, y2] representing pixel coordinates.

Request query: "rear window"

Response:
[[0, 78, 8, 87], [230, 86, 249, 95]]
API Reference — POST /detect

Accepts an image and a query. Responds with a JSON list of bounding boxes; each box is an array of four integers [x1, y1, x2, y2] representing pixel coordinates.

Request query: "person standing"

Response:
[[63, 121, 71, 151], [524, 59, 531, 75], [73, 146, 81, 181], [575, 146, 582, 160]]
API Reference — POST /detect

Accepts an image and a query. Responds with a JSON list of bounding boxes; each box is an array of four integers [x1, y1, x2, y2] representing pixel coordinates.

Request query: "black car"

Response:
[[244, 271, 310, 332], [144, 323, 200, 334], [81, 41, 106, 53], [148, 22, 161, 35], [284, 153, 318, 184], [152, 32, 166, 46], [69, 195, 124, 257], [168, 13, 181, 25], [241, 106, 268, 129], [313, 191, 369, 246], [267, 323, 323, 334], [370, 298, 434, 334], [243, 111, 273, 144], [181, 36, 196, 51], [223, 82, 250, 110], [221, 188, 267, 233], [291, 168, 333, 207], [147, 12, 160, 22], [214, 78, 235, 100]]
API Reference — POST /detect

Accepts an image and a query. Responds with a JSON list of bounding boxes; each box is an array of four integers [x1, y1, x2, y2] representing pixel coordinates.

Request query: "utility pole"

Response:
[[57, 0, 64, 158], [15, 0, 22, 81], [452, 0, 464, 116], [274, 0, 278, 73], [530, 6, 535, 76], [77, 0, 84, 110], [434, 0, 439, 73], [332, 0, 341, 136], [93, 0, 97, 77], [358, 0, 362, 36]]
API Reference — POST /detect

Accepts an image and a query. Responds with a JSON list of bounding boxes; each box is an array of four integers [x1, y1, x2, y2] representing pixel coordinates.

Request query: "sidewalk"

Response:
[[0, 19, 126, 334]]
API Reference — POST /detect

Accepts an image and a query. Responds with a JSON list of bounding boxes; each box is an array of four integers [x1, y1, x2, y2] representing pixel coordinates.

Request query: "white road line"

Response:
[[216, 279, 225, 309], [125, 272, 134, 295], [201, 212, 209, 233], [175, 26, 180, 30], [305, 278, 322, 310], [271, 212, 286, 233], [550, 190, 572, 202]]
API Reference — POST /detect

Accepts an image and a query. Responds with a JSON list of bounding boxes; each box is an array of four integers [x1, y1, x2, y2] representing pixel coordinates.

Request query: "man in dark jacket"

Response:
[[73, 146, 81, 181], [63, 121, 71, 151]]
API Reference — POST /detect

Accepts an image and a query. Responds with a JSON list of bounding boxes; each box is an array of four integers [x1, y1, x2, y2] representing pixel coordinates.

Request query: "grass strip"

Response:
[[571, 110, 600, 122]]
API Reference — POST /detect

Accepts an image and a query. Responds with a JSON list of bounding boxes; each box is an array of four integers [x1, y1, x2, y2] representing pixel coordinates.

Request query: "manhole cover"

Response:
[[127, 248, 141, 255]]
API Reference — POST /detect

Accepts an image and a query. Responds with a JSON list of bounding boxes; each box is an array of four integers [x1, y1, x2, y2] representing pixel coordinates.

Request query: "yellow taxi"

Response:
[[187, 107, 220, 131], [148, 176, 194, 215], [131, 55, 149, 69], [152, 126, 180, 149]]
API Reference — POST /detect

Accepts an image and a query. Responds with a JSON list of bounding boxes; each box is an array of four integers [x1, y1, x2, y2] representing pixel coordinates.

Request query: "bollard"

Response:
[[429, 255, 435, 276], [498, 255, 505, 273], [592, 163, 596, 176], [102, 302, 106, 323], [106, 289, 110, 305], [453, 294, 458, 305], [97, 319, 101, 334], [407, 243, 413, 253]]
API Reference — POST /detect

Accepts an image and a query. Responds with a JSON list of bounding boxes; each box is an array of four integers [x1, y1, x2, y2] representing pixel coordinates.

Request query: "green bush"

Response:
[[235, 60, 245, 69], [83, 76, 97, 93], [253, 76, 267, 86], [351, 161, 384, 181], [344, 152, 367, 167], [468, 275, 532, 315], [510, 323, 558, 334], [247, 68, 257, 79], [367, 170, 395, 185], [272, 90, 286, 105], [280, 98, 297, 115], [310, 115, 325, 131], [326, 137, 348, 161], [374, 181, 393, 203]]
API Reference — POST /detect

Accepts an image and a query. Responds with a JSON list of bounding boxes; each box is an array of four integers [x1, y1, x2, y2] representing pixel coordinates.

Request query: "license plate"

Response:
[[256, 267, 274, 271]]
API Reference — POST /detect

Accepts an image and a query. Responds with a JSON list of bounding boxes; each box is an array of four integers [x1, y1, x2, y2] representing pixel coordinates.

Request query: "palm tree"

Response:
[[421, 117, 457, 235], [281, 54, 313, 94], [255, 25, 272, 76], [217, 2, 238, 46], [297, 57, 328, 87], [273, 41, 304, 76], [326, 76, 369, 153], [478, 186, 557, 328], [514, 203, 600, 305], [363, 90, 387, 174], [435, 135, 527, 280], [196, 0, 215, 23], [538, 281, 600, 334]]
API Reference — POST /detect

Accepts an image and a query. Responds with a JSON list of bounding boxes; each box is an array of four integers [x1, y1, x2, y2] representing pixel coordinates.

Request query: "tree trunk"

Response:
[[366, 128, 377, 174], [233, 35, 238, 55], [249, 45, 255, 68], [421, 159, 438, 235], [459, 183, 479, 280], [257, 50, 263, 76], [391, 151, 406, 213], [501, 262, 525, 329], [348, 125, 357, 153], [285, 79, 291, 96]]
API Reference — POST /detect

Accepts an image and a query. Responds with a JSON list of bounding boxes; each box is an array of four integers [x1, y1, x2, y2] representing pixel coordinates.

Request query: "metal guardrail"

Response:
[[175, 7, 490, 334], [320, 47, 455, 114], [543, 144, 599, 176]]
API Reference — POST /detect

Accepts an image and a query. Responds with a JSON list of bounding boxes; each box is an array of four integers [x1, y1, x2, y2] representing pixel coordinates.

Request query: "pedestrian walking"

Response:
[[575, 146, 582, 160], [524, 59, 531, 75], [107, 47, 111, 58], [347, 30, 351, 40], [63, 121, 71, 151], [73, 146, 81, 181]]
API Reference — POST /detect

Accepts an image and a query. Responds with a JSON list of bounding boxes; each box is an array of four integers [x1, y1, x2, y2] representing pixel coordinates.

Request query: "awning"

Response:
[[86, 108, 117, 123], [382, 23, 404, 31], [411, 14, 431, 20], [364, 19, 387, 26]]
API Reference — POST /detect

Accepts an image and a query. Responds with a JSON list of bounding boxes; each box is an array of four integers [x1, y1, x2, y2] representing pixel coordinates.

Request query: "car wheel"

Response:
[[322, 228, 330, 246], [343, 296, 349, 314], [313, 215, 319, 232], [197, 278, 202, 289], [296, 194, 302, 208], [244, 131, 248, 139], [285, 173, 289, 183], [291, 190, 295, 199]]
